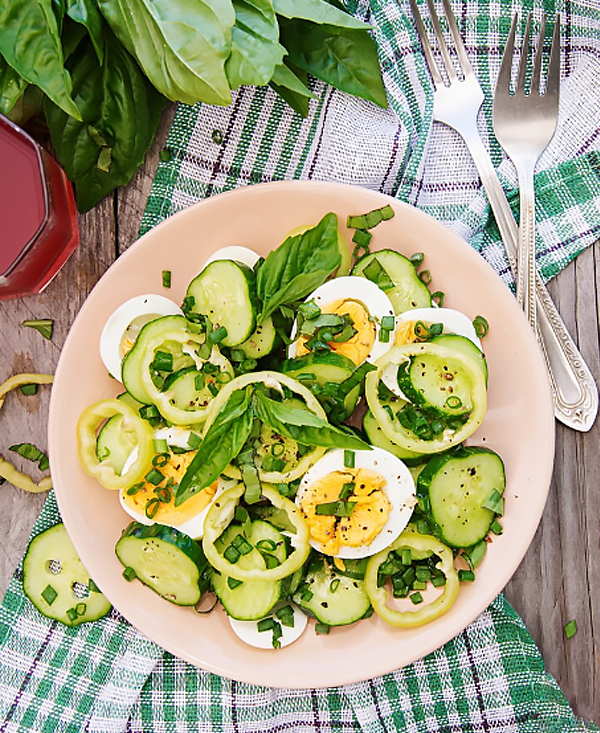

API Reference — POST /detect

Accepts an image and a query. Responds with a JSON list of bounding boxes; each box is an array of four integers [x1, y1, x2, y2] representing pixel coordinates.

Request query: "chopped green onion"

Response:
[[490, 519, 504, 535], [231, 534, 253, 555], [126, 482, 145, 496], [315, 622, 330, 635], [19, 383, 39, 396], [431, 574, 447, 587], [410, 592, 424, 605], [445, 395, 463, 410], [122, 566, 136, 582], [88, 578, 101, 593], [152, 452, 170, 468], [315, 500, 356, 517], [462, 540, 488, 570], [209, 326, 228, 344], [352, 228, 372, 249], [207, 381, 219, 397], [482, 489, 505, 515], [378, 328, 390, 343], [144, 497, 161, 519], [412, 580, 427, 591], [199, 343, 212, 360], [344, 450, 355, 468], [419, 269, 432, 285], [229, 349, 245, 362], [21, 318, 54, 340], [224, 545, 241, 564], [240, 460, 261, 505], [362, 259, 395, 292], [153, 438, 169, 455], [144, 468, 164, 486], [75, 603, 87, 616], [352, 241, 371, 260], [458, 569, 476, 582], [381, 315, 395, 331], [256, 539, 277, 552], [262, 553, 280, 569], [41, 584, 58, 606], [227, 577, 243, 590], [151, 350, 173, 372], [257, 617, 277, 632], [473, 315, 489, 339], [276, 605, 295, 627], [410, 252, 424, 267], [66, 608, 79, 622], [564, 619, 577, 639], [194, 373, 206, 390], [339, 481, 355, 500], [154, 486, 172, 503], [415, 566, 431, 582], [431, 290, 445, 307], [298, 301, 321, 320], [139, 404, 160, 420], [162, 270, 172, 288], [271, 442, 285, 457], [329, 578, 341, 593]]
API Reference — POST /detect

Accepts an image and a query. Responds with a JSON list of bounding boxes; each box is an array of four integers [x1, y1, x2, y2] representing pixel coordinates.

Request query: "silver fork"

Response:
[[409, 0, 598, 431], [493, 13, 560, 333]]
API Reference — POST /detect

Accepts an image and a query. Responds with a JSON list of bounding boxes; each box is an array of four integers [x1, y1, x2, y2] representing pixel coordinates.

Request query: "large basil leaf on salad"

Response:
[[225, 0, 286, 89], [0, 0, 81, 119], [96, 0, 235, 106], [45, 30, 166, 212], [255, 212, 342, 322], [253, 390, 371, 450], [273, 0, 369, 30], [0, 56, 28, 116], [176, 387, 254, 506], [279, 18, 387, 109], [65, 0, 105, 63]]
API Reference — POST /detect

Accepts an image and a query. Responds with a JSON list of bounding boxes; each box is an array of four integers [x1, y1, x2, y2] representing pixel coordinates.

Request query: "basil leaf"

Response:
[[269, 62, 315, 117], [45, 31, 166, 212], [255, 212, 341, 322], [274, 0, 369, 30], [253, 391, 370, 450], [0, 55, 28, 116], [279, 19, 387, 109], [0, 0, 81, 119], [176, 387, 254, 506], [97, 0, 235, 106], [225, 0, 286, 89], [65, 0, 105, 63], [9, 443, 50, 472]]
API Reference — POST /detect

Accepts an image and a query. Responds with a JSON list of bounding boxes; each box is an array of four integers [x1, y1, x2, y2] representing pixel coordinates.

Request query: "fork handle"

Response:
[[515, 166, 537, 333], [463, 130, 598, 431]]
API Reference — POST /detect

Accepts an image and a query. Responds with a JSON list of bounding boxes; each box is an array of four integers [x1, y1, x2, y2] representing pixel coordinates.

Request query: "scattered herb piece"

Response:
[[162, 270, 172, 288], [21, 319, 53, 340], [564, 619, 577, 639]]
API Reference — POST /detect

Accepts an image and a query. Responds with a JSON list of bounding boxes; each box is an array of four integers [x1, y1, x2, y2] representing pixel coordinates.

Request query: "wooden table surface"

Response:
[[0, 108, 598, 724]]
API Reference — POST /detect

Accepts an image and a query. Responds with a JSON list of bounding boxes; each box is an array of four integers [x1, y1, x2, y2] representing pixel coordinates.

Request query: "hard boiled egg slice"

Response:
[[204, 245, 260, 269], [229, 603, 308, 649], [100, 294, 182, 380], [382, 307, 483, 397], [119, 454, 228, 540], [295, 447, 416, 559], [288, 276, 396, 366]]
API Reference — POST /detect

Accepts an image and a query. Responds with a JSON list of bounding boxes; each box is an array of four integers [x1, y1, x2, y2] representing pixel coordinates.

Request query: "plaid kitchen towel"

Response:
[[2, 0, 600, 731]]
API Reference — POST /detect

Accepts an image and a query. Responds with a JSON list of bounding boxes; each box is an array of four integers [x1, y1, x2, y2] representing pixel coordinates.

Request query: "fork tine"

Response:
[[440, 0, 475, 77], [409, 0, 444, 87], [546, 14, 561, 98], [516, 14, 532, 94], [425, 0, 458, 82], [531, 14, 547, 92], [497, 14, 518, 93]]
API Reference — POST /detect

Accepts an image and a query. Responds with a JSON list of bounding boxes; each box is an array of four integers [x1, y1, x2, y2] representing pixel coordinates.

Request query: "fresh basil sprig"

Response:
[[255, 212, 341, 323]]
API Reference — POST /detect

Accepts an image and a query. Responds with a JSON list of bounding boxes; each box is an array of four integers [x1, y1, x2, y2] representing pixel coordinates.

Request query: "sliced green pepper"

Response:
[[77, 399, 154, 490], [364, 530, 459, 627]]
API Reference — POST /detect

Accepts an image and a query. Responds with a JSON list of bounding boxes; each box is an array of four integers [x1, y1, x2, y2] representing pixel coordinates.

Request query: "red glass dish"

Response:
[[0, 114, 79, 300]]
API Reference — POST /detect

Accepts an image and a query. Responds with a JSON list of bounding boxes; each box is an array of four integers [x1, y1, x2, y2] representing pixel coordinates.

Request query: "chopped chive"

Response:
[[445, 395, 463, 410], [329, 578, 341, 593], [151, 350, 173, 372], [418, 269, 432, 285], [231, 534, 253, 555], [144, 497, 161, 519], [490, 519, 504, 535], [256, 539, 277, 552], [162, 270, 172, 288], [473, 315, 489, 339], [153, 438, 169, 454], [41, 584, 58, 606], [19, 383, 39, 396], [400, 548, 412, 565], [257, 617, 276, 632], [126, 482, 145, 496], [458, 569, 476, 582], [381, 315, 395, 331], [431, 290, 445, 307], [412, 580, 427, 591], [378, 328, 390, 343], [227, 577, 243, 590], [152, 452, 170, 468], [209, 326, 228, 344], [139, 404, 160, 420], [410, 252, 424, 267], [229, 349, 245, 362], [431, 574, 447, 587], [88, 578, 101, 593], [315, 622, 330, 635], [194, 373, 206, 390], [410, 592, 424, 605], [224, 545, 241, 564], [352, 228, 372, 248], [66, 608, 79, 622], [144, 468, 164, 486], [276, 605, 295, 627], [301, 588, 314, 603], [207, 381, 219, 397], [344, 450, 355, 468], [21, 318, 54, 340], [564, 619, 577, 639], [415, 566, 431, 582], [122, 566, 136, 582], [75, 603, 87, 616], [262, 553, 280, 569]]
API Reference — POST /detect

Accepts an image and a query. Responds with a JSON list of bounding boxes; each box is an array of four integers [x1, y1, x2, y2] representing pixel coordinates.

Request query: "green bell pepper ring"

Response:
[[77, 399, 154, 490], [364, 530, 459, 627], [202, 484, 310, 582]]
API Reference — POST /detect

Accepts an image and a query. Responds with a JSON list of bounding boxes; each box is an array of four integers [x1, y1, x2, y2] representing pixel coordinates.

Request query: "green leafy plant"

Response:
[[0, 0, 387, 211]]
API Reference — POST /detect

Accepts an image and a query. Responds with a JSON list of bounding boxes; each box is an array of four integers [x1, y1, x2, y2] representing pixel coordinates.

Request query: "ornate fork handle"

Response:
[[467, 131, 597, 431]]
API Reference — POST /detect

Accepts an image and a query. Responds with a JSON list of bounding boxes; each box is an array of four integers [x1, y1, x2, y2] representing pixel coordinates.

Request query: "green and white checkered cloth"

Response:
[[2, 0, 600, 731]]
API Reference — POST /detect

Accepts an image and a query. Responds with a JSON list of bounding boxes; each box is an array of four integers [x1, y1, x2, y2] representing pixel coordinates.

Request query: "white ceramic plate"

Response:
[[49, 180, 555, 688]]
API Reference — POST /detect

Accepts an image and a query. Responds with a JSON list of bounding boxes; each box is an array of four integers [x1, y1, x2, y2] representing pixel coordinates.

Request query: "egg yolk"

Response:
[[394, 320, 420, 346], [297, 298, 376, 365], [299, 467, 391, 556], [121, 450, 217, 524]]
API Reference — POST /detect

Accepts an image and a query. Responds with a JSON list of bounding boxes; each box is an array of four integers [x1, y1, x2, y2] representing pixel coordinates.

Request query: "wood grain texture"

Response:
[[0, 110, 598, 724]]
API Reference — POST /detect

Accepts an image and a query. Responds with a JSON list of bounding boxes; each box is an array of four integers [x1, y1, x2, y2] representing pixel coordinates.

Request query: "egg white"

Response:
[[204, 245, 260, 269], [100, 294, 182, 380], [295, 447, 416, 559], [229, 603, 308, 649], [288, 276, 396, 364], [381, 307, 482, 397]]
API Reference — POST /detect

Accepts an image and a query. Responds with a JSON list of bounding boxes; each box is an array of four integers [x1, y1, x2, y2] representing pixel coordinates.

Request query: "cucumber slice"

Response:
[[430, 333, 488, 385], [281, 351, 361, 420], [211, 521, 286, 620], [417, 446, 506, 548], [116, 522, 209, 606], [293, 557, 371, 626], [186, 260, 258, 347], [96, 413, 138, 475], [397, 352, 476, 416], [352, 249, 432, 314], [122, 315, 191, 403], [23, 523, 111, 626], [362, 409, 430, 466], [237, 316, 277, 359]]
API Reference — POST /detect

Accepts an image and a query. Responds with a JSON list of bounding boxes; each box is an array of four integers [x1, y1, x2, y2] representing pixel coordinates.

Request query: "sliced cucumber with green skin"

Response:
[[122, 315, 192, 403], [23, 523, 111, 626], [430, 334, 488, 385], [397, 352, 476, 416], [117, 390, 146, 411], [237, 316, 277, 359], [292, 558, 371, 626], [186, 260, 259, 347], [116, 522, 209, 606], [362, 409, 430, 466], [211, 521, 286, 620], [352, 249, 432, 314], [281, 351, 361, 420], [96, 413, 138, 475], [162, 362, 232, 413], [417, 446, 506, 548]]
